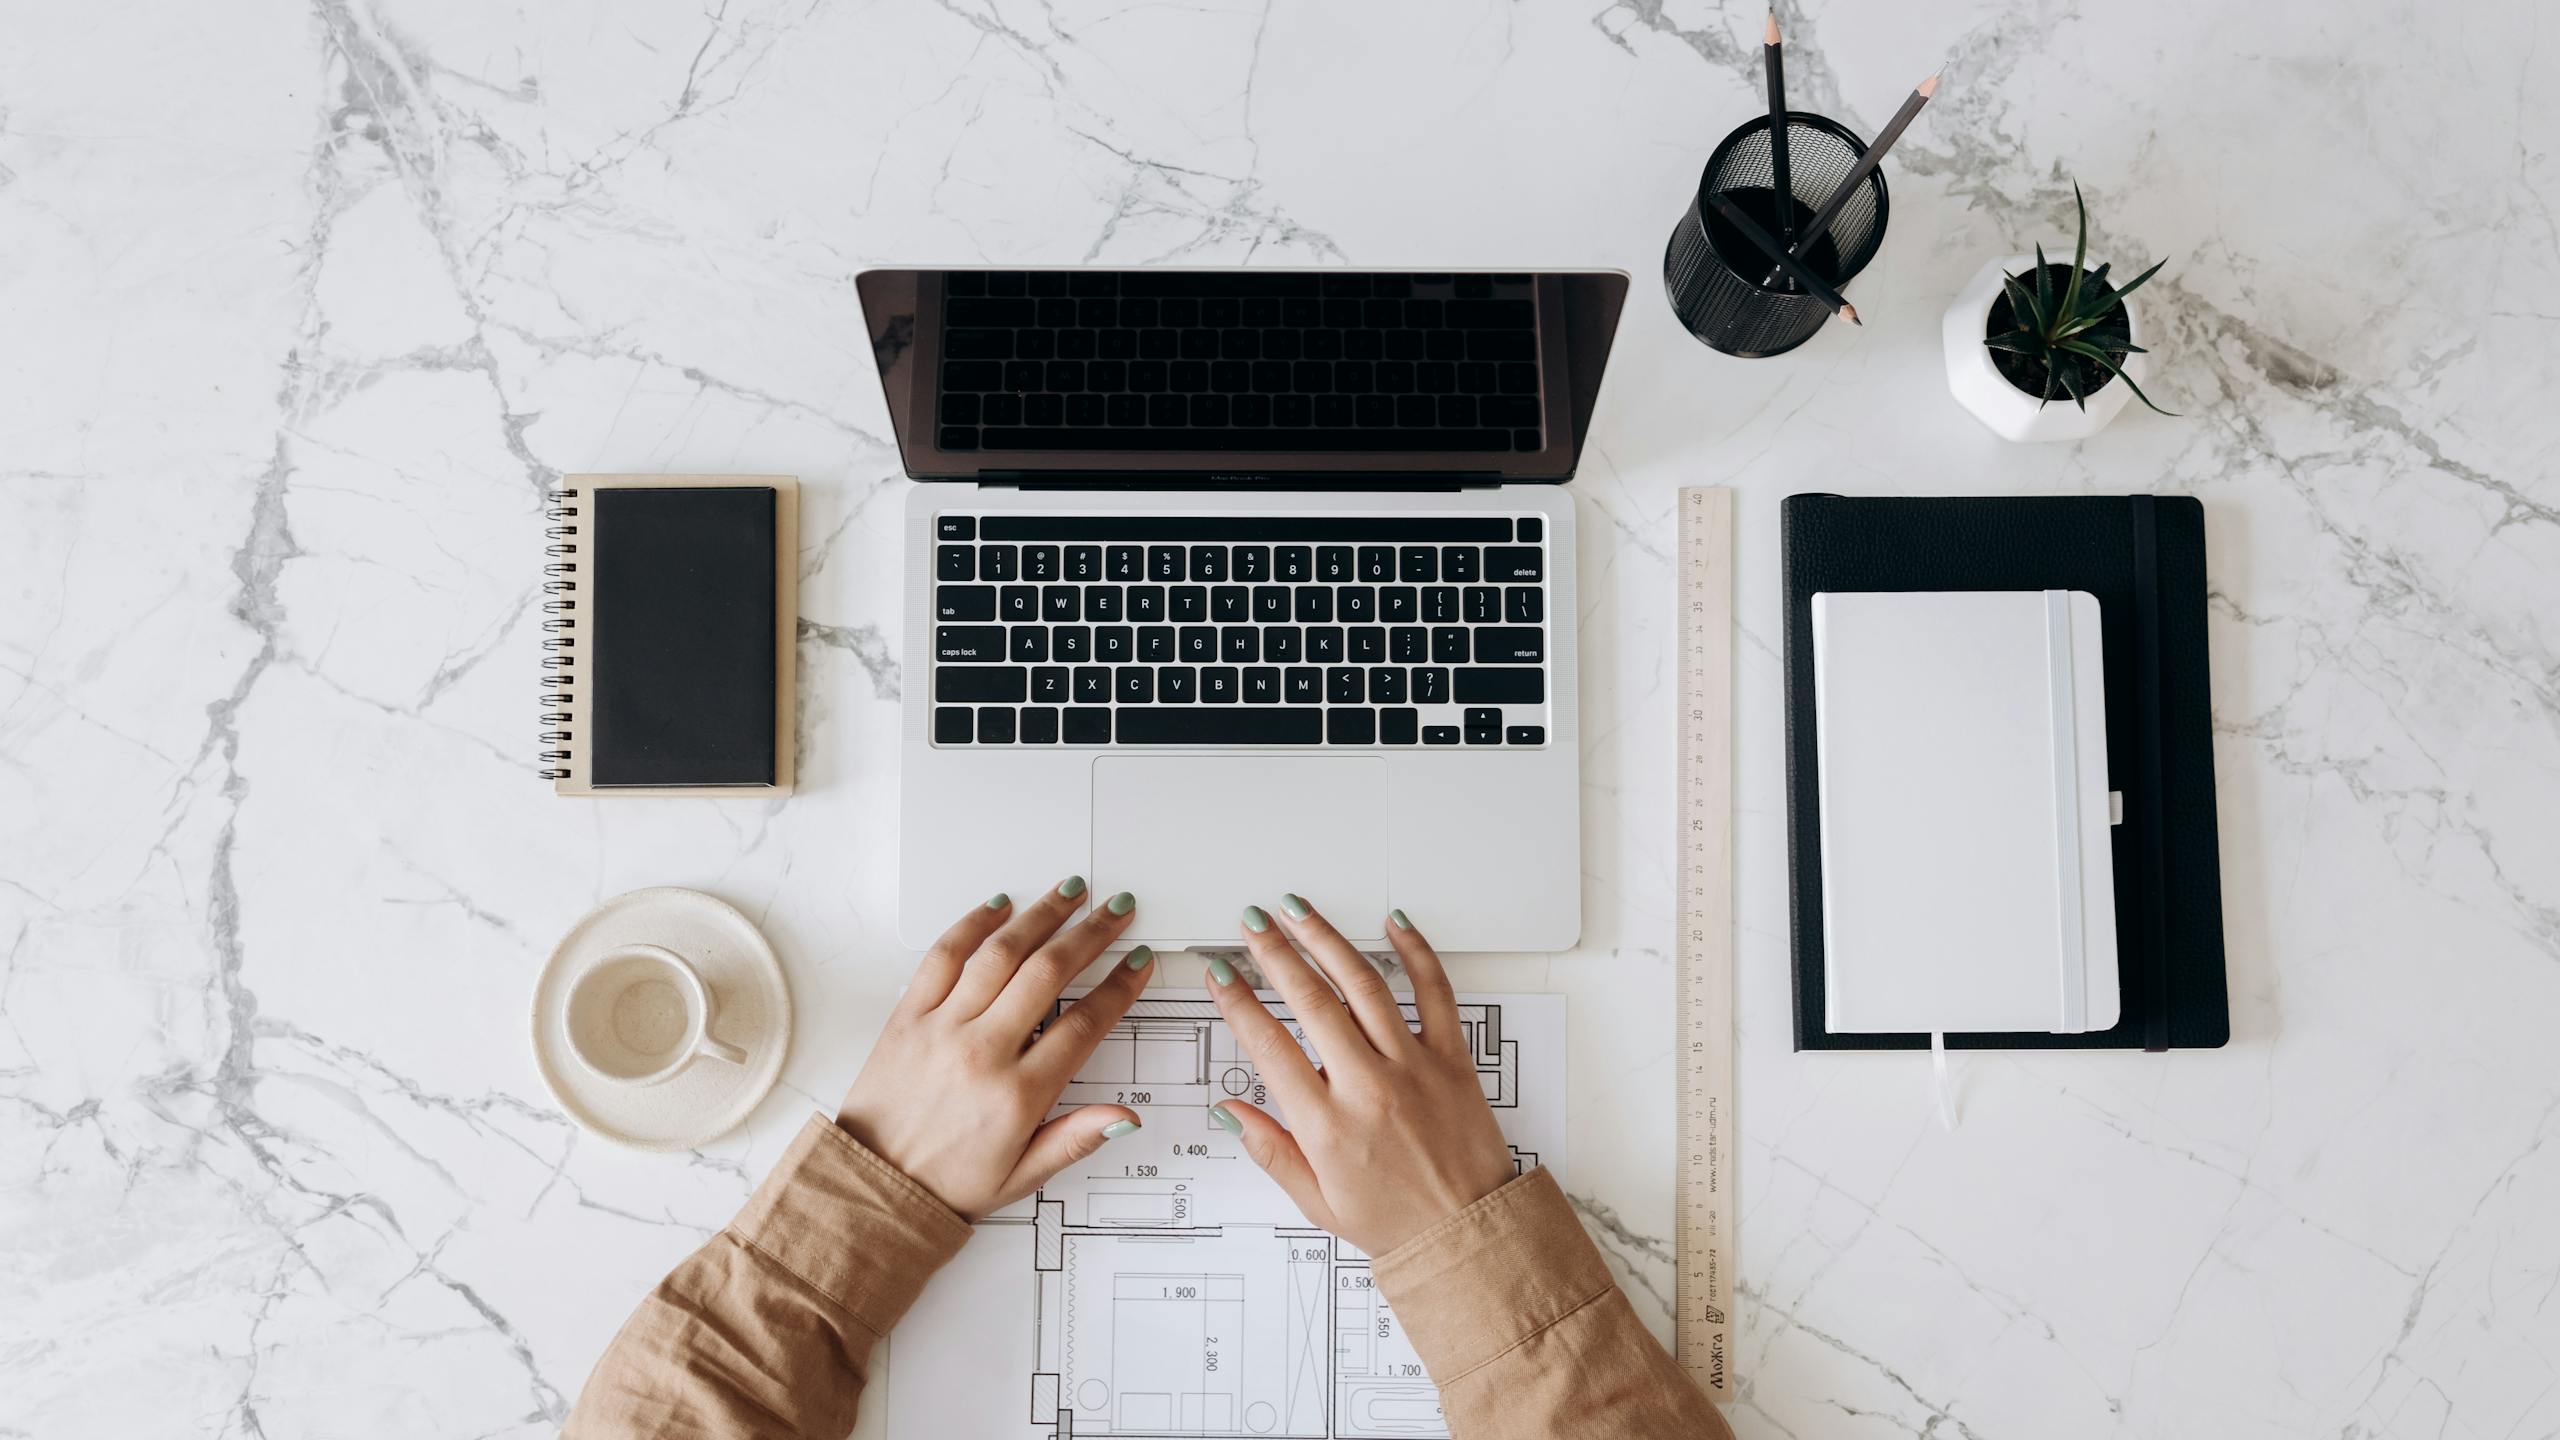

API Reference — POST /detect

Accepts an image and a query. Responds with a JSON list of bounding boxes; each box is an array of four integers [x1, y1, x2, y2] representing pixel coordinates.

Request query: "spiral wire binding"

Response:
[[540, 488, 580, 778]]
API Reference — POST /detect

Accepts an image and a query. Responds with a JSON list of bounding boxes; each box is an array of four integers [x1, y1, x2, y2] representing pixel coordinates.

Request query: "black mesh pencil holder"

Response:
[[1664, 112, 1890, 357]]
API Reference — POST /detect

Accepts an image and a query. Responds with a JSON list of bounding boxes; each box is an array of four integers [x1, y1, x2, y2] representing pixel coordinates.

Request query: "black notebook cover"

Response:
[[590, 486, 778, 787], [1783, 493, 2230, 1051]]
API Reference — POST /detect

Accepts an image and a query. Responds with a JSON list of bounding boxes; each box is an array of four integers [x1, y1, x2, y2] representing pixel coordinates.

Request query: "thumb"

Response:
[[998, 1104, 1140, 1204], [1213, 1101, 1337, 1232]]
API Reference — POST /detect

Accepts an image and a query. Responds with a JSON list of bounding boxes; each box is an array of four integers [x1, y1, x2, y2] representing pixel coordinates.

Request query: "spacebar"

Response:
[[1115, 708, 1324, 744]]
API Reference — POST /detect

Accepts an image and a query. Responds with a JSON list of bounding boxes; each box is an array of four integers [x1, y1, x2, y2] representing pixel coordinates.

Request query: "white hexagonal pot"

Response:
[[1942, 254, 2146, 443]]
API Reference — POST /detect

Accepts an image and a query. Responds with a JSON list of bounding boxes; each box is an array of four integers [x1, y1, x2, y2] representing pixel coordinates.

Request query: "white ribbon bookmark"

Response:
[[1931, 1031, 1958, 1130]]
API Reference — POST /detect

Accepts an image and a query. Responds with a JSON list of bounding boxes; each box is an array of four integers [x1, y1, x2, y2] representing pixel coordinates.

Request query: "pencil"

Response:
[[1764, 10, 1795, 244], [1762, 72, 1938, 287], [1710, 191, 1860, 325]]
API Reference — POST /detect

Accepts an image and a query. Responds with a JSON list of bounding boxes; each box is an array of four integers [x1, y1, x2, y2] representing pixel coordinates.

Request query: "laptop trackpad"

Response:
[[1093, 756, 1389, 943]]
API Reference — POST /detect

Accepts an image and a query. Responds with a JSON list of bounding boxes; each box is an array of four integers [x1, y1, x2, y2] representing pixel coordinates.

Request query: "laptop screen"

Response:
[[857, 269, 1627, 484]]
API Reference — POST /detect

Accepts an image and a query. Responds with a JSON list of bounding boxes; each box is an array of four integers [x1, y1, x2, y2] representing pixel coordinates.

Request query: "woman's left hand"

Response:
[[836, 879, 1155, 1219]]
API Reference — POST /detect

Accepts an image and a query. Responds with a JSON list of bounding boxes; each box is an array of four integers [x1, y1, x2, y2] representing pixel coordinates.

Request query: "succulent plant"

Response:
[[1990, 183, 2174, 414]]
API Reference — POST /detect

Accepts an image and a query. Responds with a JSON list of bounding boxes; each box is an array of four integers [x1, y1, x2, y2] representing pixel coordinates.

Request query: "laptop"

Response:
[[857, 269, 1629, 953]]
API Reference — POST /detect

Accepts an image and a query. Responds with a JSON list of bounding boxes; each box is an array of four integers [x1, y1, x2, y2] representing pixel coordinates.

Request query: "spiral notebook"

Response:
[[541, 475, 798, 796]]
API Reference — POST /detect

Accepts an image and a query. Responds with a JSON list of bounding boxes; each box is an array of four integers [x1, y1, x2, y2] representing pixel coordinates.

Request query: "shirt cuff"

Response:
[[1369, 1166, 1615, 1384], [729, 1112, 977, 1338]]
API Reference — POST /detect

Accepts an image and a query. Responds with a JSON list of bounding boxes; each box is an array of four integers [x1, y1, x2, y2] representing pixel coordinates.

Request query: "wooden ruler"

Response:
[[1674, 486, 1737, 1403]]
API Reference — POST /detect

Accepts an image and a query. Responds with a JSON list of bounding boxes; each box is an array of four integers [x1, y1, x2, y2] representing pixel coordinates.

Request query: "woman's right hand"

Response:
[[1201, 896, 1519, 1256]]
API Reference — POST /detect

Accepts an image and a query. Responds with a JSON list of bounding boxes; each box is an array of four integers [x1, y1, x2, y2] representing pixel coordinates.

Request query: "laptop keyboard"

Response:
[[933, 272, 1545, 454], [930, 514, 1552, 748]]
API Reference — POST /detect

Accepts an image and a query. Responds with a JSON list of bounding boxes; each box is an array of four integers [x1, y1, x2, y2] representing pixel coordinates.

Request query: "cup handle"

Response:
[[698, 1033, 748, 1067]]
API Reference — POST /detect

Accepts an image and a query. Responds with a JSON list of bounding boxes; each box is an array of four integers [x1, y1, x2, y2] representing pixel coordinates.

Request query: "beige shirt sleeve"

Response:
[[568, 1122, 1727, 1440], [563, 1112, 972, 1440], [1374, 1166, 1736, 1440]]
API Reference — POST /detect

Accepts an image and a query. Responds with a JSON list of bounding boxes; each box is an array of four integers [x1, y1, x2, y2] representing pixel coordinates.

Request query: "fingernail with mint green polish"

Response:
[[1107, 891, 1136, 916], [1390, 908, 1412, 931], [1102, 1119, 1141, 1139], [1206, 954, 1238, 986], [1241, 905, 1271, 934], [1208, 1105, 1244, 1134], [1124, 945, 1154, 973], [1058, 875, 1087, 898], [986, 892, 1011, 910], [1279, 893, 1311, 920]]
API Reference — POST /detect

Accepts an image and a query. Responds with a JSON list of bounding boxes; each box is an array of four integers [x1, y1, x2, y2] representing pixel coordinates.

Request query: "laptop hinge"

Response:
[[978, 472, 1506, 492]]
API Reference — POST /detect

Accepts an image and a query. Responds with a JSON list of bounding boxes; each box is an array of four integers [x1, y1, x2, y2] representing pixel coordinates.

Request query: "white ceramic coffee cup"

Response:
[[564, 944, 748, 1085]]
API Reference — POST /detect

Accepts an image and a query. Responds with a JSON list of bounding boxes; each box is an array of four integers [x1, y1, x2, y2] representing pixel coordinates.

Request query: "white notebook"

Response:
[[1812, 590, 2120, 1034]]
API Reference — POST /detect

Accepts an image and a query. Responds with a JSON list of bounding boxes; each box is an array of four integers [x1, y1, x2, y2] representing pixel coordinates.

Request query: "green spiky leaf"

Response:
[[2058, 338, 2179, 416]]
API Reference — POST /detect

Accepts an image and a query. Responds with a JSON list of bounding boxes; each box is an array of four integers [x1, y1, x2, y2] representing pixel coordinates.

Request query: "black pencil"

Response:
[[1711, 191, 1859, 325], [1761, 73, 1939, 287], [1764, 10, 1795, 244]]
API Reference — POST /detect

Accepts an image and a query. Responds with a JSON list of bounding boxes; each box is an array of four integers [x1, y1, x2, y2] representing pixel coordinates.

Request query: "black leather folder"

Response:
[[1782, 492, 2231, 1051]]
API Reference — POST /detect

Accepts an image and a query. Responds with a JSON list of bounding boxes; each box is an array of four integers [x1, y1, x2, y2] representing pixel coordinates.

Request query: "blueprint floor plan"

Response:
[[887, 990, 1566, 1439]]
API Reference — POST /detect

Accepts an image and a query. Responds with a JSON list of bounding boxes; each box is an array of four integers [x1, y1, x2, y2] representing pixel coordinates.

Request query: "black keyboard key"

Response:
[[1117, 667, 1154, 704], [1380, 587, 1417, 623], [1075, 667, 1113, 703], [1327, 708, 1378, 745], [1517, 517, 1542, 541], [1484, 546, 1543, 582], [1001, 586, 1038, 622], [1424, 725, 1461, 745], [1234, 546, 1271, 581], [1065, 545, 1103, 581], [1190, 545, 1228, 581], [1149, 545, 1185, 581], [1139, 627, 1175, 663], [1505, 587, 1542, 623], [1381, 707, 1419, 745], [1357, 546, 1394, 581], [1117, 708, 1322, 745], [1179, 627, 1218, 662], [1308, 627, 1346, 663], [1253, 586, 1291, 622], [936, 666, 1028, 702], [1244, 667, 1282, 703], [1265, 627, 1303, 662], [1391, 627, 1428, 664], [1442, 547, 1480, 582], [944, 330, 1012, 361], [1316, 546, 1354, 582], [943, 359, 1004, 391], [1285, 667, 1323, 704], [1430, 627, 1470, 663], [1276, 545, 1313, 581], [1095, 627, 1132, 664], [1295, 588, 1333, 623], [1327, 667, 1365, 704], [1339, 587, 1375, 623], [1454, 668, 1544, 703], [1414, 667, 1450, 704], [1173, 587, 1208, 622], [937, 515, 978, 540], [1054, 627, 1091, 663], [1020, 707, 1060, 744], [1107, 545, 1143, 580], [1158, 667, 1198, 703], [1370, 668, 1408, 704], [935, 706, 973, 743], [938, 586, 996, 621], [1222, 627, 1259, 662], [1087, 586, 1124, 622], [1201, 667, 1239, 703], [1481, 396, 1539, 428], [1065, 707, 1113, 743], [1043, 585, 1080, 622], [1398, 546, 1437, 582], [937, 545, 975, 581], [977, 706, 1017, 744], [1464, 707, 1502, 745], [1423, 586, 1460, 623], [1349, 627, 1386, 664], [1010, 628, 1048, 663], [1464, 586, 1501, 623], [1129, 586, 1165, 622], [1484, 620, 1536, 661], [1031, 667, 1070, 704], [982, 544, 1019, 580], [1024, 545, 1061, 581], [1212, 587, 1248, 622], [1506, 725, 1546, 746], [937, 625, 1007, 662]]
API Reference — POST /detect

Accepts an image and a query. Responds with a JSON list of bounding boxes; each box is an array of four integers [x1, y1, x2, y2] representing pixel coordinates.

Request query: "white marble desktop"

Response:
[[4, 1, 2555, 1436]]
